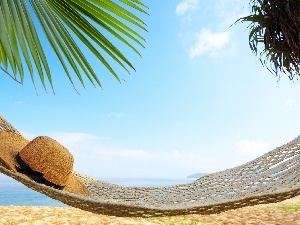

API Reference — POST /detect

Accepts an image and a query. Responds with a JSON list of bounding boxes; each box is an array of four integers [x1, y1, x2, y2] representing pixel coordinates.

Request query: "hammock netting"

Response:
[[0, 115, 299, 217]]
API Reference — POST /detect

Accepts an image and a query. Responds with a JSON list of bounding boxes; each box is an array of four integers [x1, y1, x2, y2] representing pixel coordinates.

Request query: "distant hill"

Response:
[[187, 173, 207, 178]]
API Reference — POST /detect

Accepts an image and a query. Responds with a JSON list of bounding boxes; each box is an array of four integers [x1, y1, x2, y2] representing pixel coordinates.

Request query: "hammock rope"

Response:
[[0, 115, 299, 217]]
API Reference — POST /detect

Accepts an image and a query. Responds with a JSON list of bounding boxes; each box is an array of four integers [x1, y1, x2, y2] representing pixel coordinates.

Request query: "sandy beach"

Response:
[[0, 196, 300, 225]]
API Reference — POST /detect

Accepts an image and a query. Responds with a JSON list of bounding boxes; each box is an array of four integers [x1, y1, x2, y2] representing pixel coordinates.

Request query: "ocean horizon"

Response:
[[0, 177, 197, 206]]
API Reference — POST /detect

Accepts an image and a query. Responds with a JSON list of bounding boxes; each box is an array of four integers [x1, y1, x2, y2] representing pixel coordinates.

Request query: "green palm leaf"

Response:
[[0, 0, 148, 92]]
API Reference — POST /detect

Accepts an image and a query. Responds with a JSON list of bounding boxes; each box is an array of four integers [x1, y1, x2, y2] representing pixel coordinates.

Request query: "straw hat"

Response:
[[0, 131, 90, 197]]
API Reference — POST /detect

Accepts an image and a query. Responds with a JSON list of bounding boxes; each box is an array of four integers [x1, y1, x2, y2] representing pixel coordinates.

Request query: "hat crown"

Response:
[[19, 136, 74, 186]]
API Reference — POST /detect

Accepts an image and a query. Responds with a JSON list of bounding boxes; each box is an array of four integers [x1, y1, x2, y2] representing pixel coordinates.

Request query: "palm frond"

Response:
[[0, 0, 148, 92], [236, 0, 300, 80]]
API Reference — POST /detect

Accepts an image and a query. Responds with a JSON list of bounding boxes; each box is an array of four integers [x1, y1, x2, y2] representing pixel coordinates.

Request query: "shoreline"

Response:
[[0, 196, 300, 224]]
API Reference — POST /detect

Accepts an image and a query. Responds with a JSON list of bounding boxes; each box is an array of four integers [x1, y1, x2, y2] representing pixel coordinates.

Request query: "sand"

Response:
[[0, 196, 300, 225]]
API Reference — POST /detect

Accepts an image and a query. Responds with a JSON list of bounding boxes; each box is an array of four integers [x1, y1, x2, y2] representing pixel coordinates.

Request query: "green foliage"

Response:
[[276, 205, 300, 212], [168, 222, 199, 225], [151, 216, 163, 221], [236, 0, 300, 80], [0, 0, 148, 92], [150, 216, 200, 224]]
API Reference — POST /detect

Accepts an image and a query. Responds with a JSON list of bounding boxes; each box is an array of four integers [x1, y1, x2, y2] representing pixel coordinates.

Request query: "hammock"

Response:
[[0, 115, 299, 217]]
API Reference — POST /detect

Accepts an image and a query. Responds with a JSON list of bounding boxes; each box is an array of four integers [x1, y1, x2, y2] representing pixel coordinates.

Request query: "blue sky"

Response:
[[1, 0, 300, 179]]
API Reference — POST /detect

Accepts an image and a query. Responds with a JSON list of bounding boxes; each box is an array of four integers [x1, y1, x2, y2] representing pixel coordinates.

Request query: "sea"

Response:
[[0, 177, 197, 206]]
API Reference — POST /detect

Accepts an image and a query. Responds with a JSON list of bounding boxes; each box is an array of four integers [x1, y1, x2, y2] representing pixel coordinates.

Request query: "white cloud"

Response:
[[41, 135, 221, 178], [235, 140, 270, 156], [176, 2, 190, 15], [19, 130, 36, 140], [108, 112, 122, 119], [176, 0, 247, 58], [16, 131, 234, 178], [216, 0, 249, 28], [189, 28, 230, 58], [102, 148, 147, 158], [49, 132, 99, 146], [172, 149, 180, 155], [286, 99, 296, 107], [176, 0, 199, 15]]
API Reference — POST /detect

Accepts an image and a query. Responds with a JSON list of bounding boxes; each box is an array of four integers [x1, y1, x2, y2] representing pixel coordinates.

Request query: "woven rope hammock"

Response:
[[0, 115, 300, 217]]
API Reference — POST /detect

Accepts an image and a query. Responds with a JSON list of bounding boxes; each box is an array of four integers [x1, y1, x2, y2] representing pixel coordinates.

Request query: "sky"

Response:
[[1, 0, 300, 179]]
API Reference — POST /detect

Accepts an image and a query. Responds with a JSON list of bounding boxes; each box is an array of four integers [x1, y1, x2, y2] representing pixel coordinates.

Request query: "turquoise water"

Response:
[[0, 177, 196, 206]]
